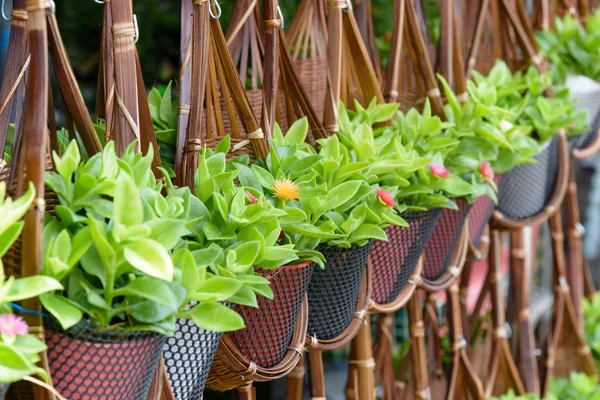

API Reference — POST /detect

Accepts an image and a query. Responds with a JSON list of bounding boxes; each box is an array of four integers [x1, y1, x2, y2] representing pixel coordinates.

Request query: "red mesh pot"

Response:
[[422, 200, 471, 283], [467, 175, 503, 248], [227, 262, 313, 368], [370, 210, 442, 305], [45, 321, 165, 400]]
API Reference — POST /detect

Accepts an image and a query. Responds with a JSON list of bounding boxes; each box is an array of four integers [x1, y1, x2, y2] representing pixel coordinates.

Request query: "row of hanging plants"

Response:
[[0, 56, 588, 399], [2, 0, 600, 399]]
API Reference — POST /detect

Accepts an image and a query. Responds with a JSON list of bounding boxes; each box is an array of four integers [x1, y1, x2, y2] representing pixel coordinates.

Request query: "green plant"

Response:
[[471, 61, 588, 144], [0, 183, 63, 384], [390, 99, 483, 206], [491, 373, 600, 400], [40, 140, 271, 335], [583, 293, 600, 371], [148, 82, 178, 176], [536, 12, 600, 83], [547, 372, 600, 400], [268, 118, 407, 248]]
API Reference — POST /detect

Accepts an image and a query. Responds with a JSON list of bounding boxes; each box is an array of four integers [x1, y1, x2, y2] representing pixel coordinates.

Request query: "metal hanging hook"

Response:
[[1, 0, 12, 21], [93, 0, 105, 3], [277, 6, 284, 30], [209, 0, 221, 19], [344, 0, 352, 11], [133, 14, 139, 43], [48, 0, 55, 14]]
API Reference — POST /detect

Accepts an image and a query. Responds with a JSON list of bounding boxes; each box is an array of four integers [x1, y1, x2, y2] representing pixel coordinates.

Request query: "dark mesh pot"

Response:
[[370, 210, 442, 305], [45, 321, 166, 400], [467, 175, 503, 248], [567, 75, 600, 150], [307, 241, 373, 340], [227, 262, 313, 368], [422, 200, 471, 282], [498, 136, 558, 220], [0, 383, 9, 399], [163, 318, 221, 400]]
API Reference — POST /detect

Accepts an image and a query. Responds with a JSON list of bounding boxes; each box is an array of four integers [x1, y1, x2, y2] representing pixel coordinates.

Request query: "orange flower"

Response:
[[377, 188, 395, 207], [272, 179, 300, 201]]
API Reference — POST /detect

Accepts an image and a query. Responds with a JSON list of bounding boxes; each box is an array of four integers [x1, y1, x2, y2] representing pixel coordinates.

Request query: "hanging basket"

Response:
[[565, 74, 600, 151], [45, 320, 165, 400], [307, 241, 373, 341], [497, 135, 558, 220], [206, 262, 312, 392], [421, 200, 471, 292], [227, 262, 313, 369], [467, 175, 503, 253], [369, 210, 442, 312], [162, 318, 222, 400]]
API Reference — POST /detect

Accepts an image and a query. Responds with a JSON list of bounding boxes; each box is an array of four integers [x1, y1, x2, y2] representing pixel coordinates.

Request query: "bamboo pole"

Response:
[[22, 1, 52, 399]]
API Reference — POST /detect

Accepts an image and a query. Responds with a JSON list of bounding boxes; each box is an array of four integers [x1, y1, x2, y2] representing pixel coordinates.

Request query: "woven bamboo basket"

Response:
[[206, 262, 312, 392], [224, 0, 327, 144], [1, 0, 104, 398]]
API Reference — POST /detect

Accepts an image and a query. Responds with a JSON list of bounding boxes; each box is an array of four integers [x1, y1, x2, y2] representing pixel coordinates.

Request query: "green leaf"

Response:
[[114, 173, 143, 226], [116, 277, 179, 310], [145, 219, 187, 249], [228, 286, 259, 308], [124, 239, 174, 281], [189, 277, 243, 302], [181, 302, 245, 332], [40, 292, 83, 330], [0, 343, 36, 382], [284, 117, 309, 145], [6, 276, 63, 302], [348, 224, 388, 243], [233, 241, 261, 267], [0, 221, 22, 258]]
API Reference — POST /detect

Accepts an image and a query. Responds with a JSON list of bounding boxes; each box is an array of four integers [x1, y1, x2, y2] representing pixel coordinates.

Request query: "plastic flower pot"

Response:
[[370, 209, 442, 305], [566, 74, 600, 150], [422, 200, 471, 282], [467, 174, 503, 248], [45, 321, 166, 400], [307, 241, 373, 340], [227, 261, 314, 368], [497, 136, 558, 220], [163, 317, 222, 400]]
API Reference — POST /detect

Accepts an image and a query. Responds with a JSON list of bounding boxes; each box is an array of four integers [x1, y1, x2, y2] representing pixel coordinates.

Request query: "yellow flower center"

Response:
[[272, 178, 300, 201]]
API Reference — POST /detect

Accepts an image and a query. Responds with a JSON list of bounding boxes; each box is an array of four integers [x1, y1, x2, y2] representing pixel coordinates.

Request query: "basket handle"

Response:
[[0, 0, 27, 156], [323, 0, 383, 134], [181, 0, 268, 189], [175, 0, 193, 184], [47, 12, 103, 156], [20, 3, 50, 386]]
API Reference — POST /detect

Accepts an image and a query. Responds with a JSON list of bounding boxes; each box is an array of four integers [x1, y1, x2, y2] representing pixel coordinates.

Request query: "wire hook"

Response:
[[93, 0, 104, 3], [133, 14, 139, 43], [48, 0, 55, 14], [209, 0, 221, 19], [344, 0, 353, 11], [277, 5, 284, 30], [1, 0, 11, 21]]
